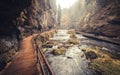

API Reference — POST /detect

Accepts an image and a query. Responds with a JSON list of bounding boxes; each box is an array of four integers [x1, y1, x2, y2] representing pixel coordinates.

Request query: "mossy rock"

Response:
[[70, 33, 77, 38], [85, 51, 98, 60], [63, 44, 74, 48], [47, 40, 58, 45], [84, 47, 120, 75], [67, 38, 80, 45], [43, 48, 47, 53], [42, 41, 53, 48], [67, 29, 75, 34], [53, 47, 66, 55], [90, 58, 120, 75]]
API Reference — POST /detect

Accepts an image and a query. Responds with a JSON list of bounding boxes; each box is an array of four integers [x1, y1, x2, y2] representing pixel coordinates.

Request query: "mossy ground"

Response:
[[82, 46, 120, 75], [90, 57, 120, 75]]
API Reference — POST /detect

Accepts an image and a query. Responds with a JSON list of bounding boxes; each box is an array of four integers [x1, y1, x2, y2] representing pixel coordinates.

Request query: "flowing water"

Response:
[[44, 30, 120, 75], [44, 30, 97, 75]]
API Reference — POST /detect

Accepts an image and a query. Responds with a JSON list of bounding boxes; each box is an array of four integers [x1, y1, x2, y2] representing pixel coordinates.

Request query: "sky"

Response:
[[56, 0, 77, 9]]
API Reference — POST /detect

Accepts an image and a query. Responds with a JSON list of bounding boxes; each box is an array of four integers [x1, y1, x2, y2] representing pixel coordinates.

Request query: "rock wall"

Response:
[[0, 0, 31, 71], [17, 0, 57, 37], [65, 0, 120, 42], [0, 0, 56, 71], [0, 35, 18, 71]]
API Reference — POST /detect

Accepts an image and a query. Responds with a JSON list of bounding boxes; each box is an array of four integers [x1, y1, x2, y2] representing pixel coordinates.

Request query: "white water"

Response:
[[45, 30, 97, 75]]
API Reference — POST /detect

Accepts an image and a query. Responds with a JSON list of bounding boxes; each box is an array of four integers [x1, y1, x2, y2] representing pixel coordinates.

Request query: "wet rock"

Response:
[[81, 54, 85, 58], [67, 56, 73, 59], [85, 69, 102, 75], [85, 51, 98, 60], [81, 49, 86, 52], [43, 48, 47, 53]]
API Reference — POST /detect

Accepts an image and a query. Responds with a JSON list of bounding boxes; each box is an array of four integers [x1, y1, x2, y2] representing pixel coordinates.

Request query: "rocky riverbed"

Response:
[[41, 29, 120, 75], [41, 30, 97, 75]]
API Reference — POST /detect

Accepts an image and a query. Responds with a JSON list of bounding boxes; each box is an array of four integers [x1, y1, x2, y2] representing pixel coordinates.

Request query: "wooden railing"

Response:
[[32, 35, 54, 75]]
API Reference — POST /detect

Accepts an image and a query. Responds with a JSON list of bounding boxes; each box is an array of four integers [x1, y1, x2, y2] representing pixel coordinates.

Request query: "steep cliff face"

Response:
[[17, 0, 57, 37], [0, 0, 56, 71], [0, 0, 31, 71], [66, 0, 120, 42], [77, 0, 120, 37]]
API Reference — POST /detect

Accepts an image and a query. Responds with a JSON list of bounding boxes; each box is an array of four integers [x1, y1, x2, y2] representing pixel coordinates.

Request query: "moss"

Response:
[[64, 44, 73, 48], [53, 47, 66, 55], [83, 46, 102, 57], [43, 48, 47, 53], [42, 41, 53, 48], [67, 38, 79, 45], [83, 46, 120, 75], [90, 58, 120, 75], [70, 33, 77, 38]]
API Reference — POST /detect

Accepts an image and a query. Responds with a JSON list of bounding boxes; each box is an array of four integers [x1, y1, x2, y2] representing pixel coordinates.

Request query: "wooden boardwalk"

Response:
[[1, 35, 39, 75]]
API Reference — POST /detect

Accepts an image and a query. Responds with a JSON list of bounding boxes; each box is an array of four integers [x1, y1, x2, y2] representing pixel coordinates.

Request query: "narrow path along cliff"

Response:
[[1, 34, 39, 75]]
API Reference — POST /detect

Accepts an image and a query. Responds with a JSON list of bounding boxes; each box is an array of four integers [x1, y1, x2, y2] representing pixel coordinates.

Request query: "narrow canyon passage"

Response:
[[0, 0, 120, 75]]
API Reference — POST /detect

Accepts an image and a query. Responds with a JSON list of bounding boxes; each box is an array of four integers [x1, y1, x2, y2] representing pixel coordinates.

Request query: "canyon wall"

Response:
[[65, 0, 120, 42], [0, 0, 56, 71]]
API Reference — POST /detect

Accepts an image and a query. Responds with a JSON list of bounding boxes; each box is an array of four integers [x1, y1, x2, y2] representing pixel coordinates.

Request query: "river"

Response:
[[43, 30, 120, 75]]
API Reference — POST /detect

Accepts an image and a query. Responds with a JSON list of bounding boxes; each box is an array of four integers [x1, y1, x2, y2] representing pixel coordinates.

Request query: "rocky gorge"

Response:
[[0, 0, 120, 75]]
